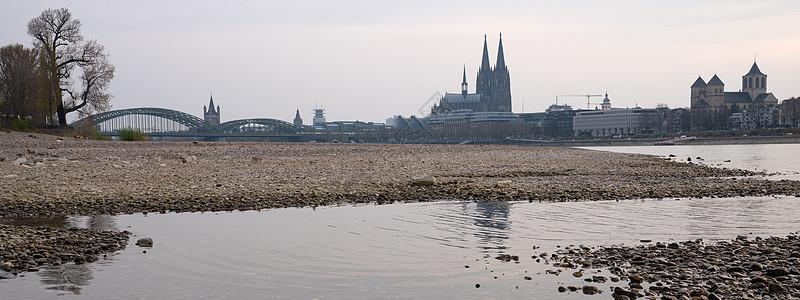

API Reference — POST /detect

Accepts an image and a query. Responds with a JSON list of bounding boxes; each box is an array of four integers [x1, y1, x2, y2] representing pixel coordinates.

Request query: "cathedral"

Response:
[[690, 61, 778, 111], [433, 34, 512, 113]]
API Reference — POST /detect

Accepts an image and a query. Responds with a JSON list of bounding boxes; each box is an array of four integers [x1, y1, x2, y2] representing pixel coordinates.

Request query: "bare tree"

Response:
[[27, 8, 114, 126], [0, 44, 39, 120]]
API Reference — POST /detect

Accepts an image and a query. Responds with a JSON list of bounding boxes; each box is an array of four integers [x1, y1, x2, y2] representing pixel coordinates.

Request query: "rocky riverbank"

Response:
[[0, 224, 129, 278], [544, 234, 800, 299], [1, 131, 798, 218], [1, 130, 800, 284]]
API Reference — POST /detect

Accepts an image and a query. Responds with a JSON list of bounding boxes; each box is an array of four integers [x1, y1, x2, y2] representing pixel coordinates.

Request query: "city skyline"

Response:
[[2, 1, 800, 123]]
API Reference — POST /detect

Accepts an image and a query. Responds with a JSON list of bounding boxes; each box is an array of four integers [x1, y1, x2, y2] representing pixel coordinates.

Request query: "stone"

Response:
[[2, 174, 18, 179], [181, 155, 196, 163], [768, 282, 787, 293], [251, 156, 265, 164], [750, 262, 763, 271], [13, 157, 27, 165], [73, 255, 86, 264], [495, 180, 512, 188], [411, 175, 436, 186], [0, 270, 16, 279], [581, 285, 598, 295], [135, 237, 154, 247], [765, 267, 788, 277], [0, 262, 13, 271], [26, 148, 36, 154], [613, 287, 638, 299]]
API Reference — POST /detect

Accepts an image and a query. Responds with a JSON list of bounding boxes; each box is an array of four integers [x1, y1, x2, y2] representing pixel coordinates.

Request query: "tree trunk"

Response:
[[57, 102, 67, 126]]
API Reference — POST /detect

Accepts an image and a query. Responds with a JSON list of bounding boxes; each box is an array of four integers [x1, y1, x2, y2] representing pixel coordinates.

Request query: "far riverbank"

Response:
[[455, 134, 800, 147]]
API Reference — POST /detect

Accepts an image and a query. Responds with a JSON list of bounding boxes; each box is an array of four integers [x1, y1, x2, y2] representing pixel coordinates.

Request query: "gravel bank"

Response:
[[1, 131, 797, 217], [0, 224, 129, 278], [545, 234, 800, 299]]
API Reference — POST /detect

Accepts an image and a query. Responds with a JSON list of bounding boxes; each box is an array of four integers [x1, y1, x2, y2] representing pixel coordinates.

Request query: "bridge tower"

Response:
[[203, 93, 220, 125]]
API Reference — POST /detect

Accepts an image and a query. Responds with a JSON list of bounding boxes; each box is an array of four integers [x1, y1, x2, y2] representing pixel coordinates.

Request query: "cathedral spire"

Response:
[[207, 93, 217, 114], [461, 65, 468, 96], [496, 32, 506, 69], [480, 34, 491, 71]]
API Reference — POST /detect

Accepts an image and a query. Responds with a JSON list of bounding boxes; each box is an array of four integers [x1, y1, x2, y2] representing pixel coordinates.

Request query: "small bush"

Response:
[[9, 118, 32, 131], [118, 128, 149, 141], [74, 121, 111, 140]]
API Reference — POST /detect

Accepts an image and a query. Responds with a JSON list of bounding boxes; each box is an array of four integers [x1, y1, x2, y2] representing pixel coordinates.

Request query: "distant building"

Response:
[[312, 108, 326, 127], [779, 97, 800, 128], [293, 109, 303, 127], [432, 34, 512, 113], [542, 104, 577, 137], [203, 94, 220, 125], [690, 61, 778, 130], [573, 107, 658, 137], [601, 93, 611, 111]]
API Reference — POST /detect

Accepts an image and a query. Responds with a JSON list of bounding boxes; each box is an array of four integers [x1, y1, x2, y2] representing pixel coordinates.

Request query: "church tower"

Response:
[[742, 61, 767, 101], [476, 35, 492, 100], [293, 109, 303, 127], [690, 76, 707, 108], [492, 33, 511, 112], [705, 74, 725, 107], [203, 93, 220, 125]]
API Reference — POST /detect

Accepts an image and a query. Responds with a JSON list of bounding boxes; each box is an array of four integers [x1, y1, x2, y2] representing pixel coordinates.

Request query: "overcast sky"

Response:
[[2, 0, 800, 123]]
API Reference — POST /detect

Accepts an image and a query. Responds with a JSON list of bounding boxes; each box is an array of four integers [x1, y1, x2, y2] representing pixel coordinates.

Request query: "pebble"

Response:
[[0, 224, 129, 277], [411, 175, 436, 186], [545, 234, 800, 298], [135, 237, 154, 247]]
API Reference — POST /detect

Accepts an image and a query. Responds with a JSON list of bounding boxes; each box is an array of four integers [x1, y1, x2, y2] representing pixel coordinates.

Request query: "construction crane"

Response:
[[555, 94, 604, 109]]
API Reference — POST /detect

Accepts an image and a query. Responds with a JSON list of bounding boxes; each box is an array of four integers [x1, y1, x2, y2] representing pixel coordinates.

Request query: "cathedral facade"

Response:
[[433, 34, 512, 113]]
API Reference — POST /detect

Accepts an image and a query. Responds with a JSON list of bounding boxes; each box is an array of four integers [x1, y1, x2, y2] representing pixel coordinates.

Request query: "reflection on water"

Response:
[[0, 215, 69, 228], [38, 263, 92, 295], [472, 201, 511, 251], [0, 215, 119, 295], [3, 197, 800, 299]]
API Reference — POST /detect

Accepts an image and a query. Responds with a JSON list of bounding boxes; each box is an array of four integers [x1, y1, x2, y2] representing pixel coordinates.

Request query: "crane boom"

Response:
[[555, 94, 603, 109]]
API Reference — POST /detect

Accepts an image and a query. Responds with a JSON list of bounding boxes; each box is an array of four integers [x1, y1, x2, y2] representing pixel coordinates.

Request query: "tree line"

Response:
[[0, 7, 114, 127]]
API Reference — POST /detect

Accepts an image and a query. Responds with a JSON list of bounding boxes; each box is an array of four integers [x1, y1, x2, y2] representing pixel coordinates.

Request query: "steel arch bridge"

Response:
[[72, 107, 299, 136], [218, 118, 298, 135], [73, 107, 212, 133]]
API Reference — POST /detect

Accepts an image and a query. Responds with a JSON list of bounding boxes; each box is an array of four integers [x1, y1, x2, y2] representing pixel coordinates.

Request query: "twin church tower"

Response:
[[435, 34, 512, 113]]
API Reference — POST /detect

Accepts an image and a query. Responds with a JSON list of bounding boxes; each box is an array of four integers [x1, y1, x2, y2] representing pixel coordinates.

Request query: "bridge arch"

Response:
[[218, 118, 298, 134], [73, 107, 213, 133]]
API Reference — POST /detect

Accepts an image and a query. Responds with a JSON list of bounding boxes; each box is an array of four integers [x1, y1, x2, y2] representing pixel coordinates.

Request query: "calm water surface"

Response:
[[583, 143, 800, 181], [2, 144, 799, 299]]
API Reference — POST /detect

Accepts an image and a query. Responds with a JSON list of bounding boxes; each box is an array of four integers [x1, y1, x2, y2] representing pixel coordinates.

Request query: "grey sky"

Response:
[[2, 0, 799, 123]]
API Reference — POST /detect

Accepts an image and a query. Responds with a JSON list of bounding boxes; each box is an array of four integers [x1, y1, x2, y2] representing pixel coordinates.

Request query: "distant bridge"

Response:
[[72, 107, 300, 139]]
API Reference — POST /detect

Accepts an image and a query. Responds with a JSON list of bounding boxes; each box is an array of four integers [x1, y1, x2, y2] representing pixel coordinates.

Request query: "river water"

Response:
[[2, 144, 799, 299]]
